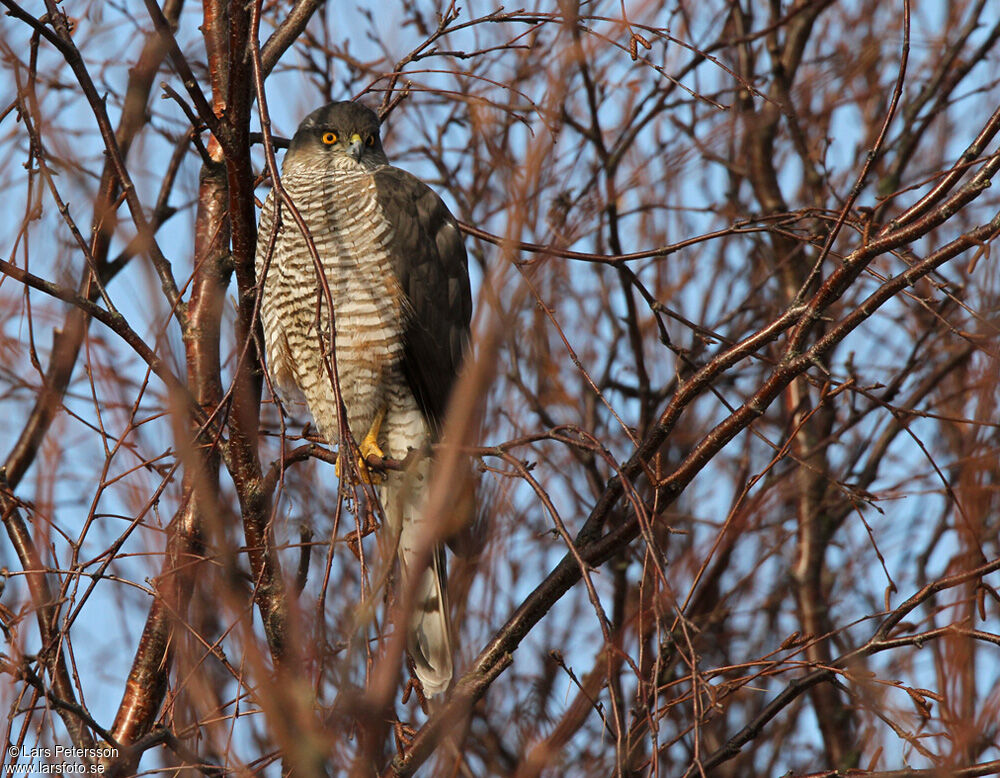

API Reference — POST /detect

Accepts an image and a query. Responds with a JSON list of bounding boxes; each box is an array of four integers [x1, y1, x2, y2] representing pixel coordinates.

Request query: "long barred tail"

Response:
[[382, 470, 453, 696], [405, 546, 452, 696]]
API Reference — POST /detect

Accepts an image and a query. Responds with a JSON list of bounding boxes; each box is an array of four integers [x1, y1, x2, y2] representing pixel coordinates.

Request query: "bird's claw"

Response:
[[335, 444, 384, 485], [336, 410, 386, 485]]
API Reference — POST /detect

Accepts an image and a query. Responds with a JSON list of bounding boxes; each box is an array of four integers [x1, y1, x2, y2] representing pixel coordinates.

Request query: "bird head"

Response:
[[285, 101, 388, 170]]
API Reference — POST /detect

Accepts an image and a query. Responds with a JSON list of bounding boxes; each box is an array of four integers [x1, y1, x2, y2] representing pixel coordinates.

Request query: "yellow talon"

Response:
[[336, 407, 386, 484]]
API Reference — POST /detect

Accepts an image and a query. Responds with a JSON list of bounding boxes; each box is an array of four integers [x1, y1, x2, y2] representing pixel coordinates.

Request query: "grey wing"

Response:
[[373, 166, 471, 432]]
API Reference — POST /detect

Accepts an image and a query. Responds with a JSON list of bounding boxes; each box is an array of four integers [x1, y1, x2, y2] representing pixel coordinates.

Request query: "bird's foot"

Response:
[[335, 409, 386, 485]]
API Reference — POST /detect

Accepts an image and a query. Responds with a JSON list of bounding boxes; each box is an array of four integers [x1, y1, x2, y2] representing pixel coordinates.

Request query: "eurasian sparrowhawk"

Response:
[[256, 101, 471, 696]]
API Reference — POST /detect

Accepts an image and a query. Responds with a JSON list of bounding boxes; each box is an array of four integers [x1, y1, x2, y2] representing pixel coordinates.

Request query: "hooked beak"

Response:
[[348, 133, 364, 161]]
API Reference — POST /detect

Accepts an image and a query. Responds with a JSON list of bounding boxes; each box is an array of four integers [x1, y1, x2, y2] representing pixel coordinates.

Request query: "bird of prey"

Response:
[[255, 101, 471, 696]]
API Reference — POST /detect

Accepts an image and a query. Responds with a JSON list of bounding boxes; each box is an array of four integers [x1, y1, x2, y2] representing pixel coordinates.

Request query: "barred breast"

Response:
[[256, 160, 407, 446]]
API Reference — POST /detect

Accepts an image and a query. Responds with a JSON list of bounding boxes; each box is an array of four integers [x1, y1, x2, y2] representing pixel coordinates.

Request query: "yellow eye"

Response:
[[321, 132, 337, 145], [365, 135, 375, 147]]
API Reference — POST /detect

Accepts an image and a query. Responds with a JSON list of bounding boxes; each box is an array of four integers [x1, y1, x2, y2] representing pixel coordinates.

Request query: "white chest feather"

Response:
[[256, 164, 407, 443]]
